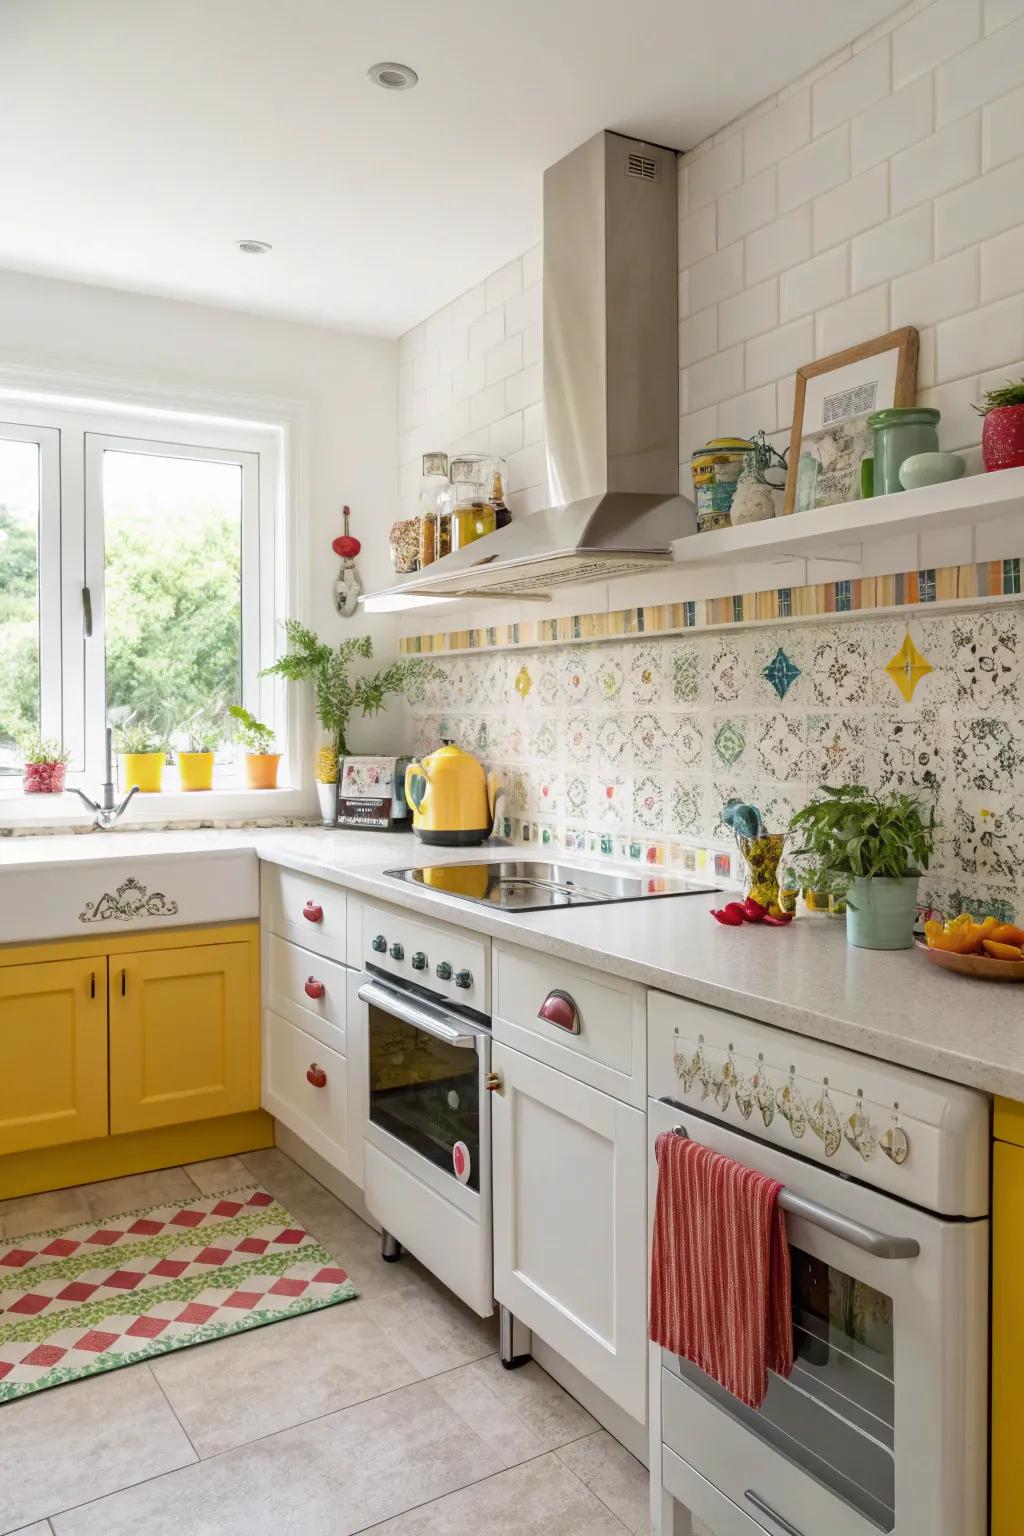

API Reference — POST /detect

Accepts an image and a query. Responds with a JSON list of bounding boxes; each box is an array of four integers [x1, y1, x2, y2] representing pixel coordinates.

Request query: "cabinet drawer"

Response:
[[263, 1009, 348, 1173], [266, 935, 347, 1054], [493, 943, 646, 1106], [264, 865, 346, 963]]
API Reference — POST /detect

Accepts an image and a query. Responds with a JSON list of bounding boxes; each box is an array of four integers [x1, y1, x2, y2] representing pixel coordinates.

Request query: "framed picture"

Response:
[[784, 328, 919, 515]]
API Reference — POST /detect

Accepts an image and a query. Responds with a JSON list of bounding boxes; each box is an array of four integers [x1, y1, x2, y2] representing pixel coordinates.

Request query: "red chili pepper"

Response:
[[762, 912, 794, 926], [711, 907, 745, 926], [742, 898, 767, 922]]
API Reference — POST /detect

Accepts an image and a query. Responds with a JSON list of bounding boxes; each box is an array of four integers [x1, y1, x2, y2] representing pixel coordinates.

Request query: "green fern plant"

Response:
[[973, 377, 1024, 415], [261, 623, 439, 759]]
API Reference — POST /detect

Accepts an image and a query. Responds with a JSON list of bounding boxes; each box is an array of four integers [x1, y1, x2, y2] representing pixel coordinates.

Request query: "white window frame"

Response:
[[0, 383, 307, 823], [0, 419, 63, 760]]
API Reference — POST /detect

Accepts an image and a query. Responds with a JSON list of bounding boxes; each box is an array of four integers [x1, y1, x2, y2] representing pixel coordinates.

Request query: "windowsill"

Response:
[[0, 786, 316, 832]]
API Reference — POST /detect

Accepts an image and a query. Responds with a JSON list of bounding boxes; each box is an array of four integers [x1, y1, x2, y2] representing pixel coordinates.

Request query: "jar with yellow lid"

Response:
[[690, 437, 754, 532]]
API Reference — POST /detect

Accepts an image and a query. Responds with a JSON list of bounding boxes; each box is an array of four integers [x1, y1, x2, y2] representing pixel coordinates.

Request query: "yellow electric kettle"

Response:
[[405, 743, 497, 846]]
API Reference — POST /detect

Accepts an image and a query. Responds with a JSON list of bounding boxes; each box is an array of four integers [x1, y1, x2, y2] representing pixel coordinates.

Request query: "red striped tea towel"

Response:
[[649, 1131, 793, 1409]]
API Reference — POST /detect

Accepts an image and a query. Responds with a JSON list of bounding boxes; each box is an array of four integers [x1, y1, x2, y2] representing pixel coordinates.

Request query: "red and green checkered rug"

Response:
[[0, 1185, 358, 1401]]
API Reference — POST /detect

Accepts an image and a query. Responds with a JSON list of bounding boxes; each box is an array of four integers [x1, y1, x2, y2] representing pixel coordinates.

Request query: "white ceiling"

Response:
[[3, 0, 902, 337]]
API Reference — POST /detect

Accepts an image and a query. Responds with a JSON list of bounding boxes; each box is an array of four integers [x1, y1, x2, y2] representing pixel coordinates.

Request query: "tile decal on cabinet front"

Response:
[[406, 606, 1023, 919]]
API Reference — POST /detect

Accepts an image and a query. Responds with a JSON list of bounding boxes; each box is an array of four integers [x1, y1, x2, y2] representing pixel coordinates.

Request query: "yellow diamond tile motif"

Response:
[[514, 664, 533, 700], [884, 630, 933, 702]]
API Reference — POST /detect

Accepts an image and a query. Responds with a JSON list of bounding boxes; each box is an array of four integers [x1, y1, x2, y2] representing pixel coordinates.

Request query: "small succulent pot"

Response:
[[738, 832, 786, 910], [982, 405, 1024, 473], [244, 753, 281, 790], [23, 761, 66, 794], [846, 876, 919, 950], [178, 751, 215, 792], [121, 752, 165, 793]]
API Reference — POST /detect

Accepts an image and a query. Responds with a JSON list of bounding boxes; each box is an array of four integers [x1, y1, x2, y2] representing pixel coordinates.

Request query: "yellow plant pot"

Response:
[[245, 753, 281, 789], [121, 752, 165, 793], [178, 752, 215, 792]]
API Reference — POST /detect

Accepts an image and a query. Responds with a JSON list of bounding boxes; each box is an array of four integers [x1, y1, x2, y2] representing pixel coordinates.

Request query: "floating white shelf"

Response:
[[670, 467, 1024, 569]]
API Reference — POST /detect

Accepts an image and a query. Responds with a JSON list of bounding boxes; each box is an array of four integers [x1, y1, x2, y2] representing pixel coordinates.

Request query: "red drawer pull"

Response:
[[303, 901, 324, 923], [306, 1063, 327, 1088], [304, 977, 325, 1000], [537, 989, 581, 1034]]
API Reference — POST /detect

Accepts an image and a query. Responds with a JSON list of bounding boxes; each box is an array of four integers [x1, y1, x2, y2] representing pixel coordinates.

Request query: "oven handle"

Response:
[[358, 977, 480, 1049], [664, 1109, 920, 1260]]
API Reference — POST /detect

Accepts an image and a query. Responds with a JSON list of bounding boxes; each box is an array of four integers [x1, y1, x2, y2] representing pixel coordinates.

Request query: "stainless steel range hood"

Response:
[[376, 129, 695, 603]]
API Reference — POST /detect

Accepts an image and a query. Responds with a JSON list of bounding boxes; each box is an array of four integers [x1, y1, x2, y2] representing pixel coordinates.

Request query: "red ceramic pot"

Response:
[[982, 404, 1024, 472], [23, 762, 66, 793]]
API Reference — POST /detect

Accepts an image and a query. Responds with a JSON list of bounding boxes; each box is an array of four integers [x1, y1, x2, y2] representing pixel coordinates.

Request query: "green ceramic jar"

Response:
[[864, 407, 940, 497]]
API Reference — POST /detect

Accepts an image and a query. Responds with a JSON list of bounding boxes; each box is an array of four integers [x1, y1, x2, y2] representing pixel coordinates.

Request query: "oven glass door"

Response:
[[367, 990, 481, 1192], [674, 1244, 895, 1529]]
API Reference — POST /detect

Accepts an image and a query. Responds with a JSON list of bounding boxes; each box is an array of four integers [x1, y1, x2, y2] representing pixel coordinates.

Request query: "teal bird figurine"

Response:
[[722, 799, 764, 840]]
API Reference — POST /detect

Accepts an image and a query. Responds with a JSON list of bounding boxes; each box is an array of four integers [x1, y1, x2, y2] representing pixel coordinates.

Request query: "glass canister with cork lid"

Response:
[[447, 454, 508, 551]]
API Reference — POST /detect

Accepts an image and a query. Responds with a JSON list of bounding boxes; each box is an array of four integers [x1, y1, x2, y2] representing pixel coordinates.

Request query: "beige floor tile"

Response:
[[51, 1380, 503, 1536], [0, 1186, 91, 1242], [557, 1431, 651, 1533], [434, 1355, 598, 1466], [469, 1355, 599, 1446], [182, 1155, 252, 1194], [361, 1270, 499, 1374], [81, 1167, 200, 1220], [0, 1365, 196, 1533], [364, 1451, 628, 1534], [151, 1302, 422, 1457]]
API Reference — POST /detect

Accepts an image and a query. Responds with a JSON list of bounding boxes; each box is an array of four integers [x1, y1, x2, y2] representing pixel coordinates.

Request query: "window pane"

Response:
[[103, 451, 242, 736], [0, 439, 40, 760]]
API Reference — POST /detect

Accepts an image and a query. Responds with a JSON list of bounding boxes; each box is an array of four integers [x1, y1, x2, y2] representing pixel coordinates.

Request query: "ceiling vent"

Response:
[[626, 150, 659, 181], [236, 239, 272, 255]]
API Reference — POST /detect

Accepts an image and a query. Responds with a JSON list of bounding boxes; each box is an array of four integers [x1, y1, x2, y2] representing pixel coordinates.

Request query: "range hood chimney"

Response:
[[379, 129, 696, 603]]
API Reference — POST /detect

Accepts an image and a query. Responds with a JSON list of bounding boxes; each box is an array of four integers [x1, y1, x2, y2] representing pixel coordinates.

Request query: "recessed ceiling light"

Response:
[[236, 239, 272, 255], [367, 61, 418, 91]]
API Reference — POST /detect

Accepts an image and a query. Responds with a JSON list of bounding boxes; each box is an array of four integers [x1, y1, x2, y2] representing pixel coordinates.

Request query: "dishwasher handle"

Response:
[[662, 1103, 920, 1261], [358, 976, 481, 1049]]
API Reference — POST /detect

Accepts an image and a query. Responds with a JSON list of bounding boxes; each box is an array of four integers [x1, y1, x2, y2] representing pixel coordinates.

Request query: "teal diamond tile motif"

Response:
[[762, 646, 800, 699], [713, 719, 746, 769]]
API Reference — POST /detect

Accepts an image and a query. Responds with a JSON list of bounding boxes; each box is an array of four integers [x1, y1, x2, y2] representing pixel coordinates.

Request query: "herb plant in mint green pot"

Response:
[[788, 786, 935, 951]]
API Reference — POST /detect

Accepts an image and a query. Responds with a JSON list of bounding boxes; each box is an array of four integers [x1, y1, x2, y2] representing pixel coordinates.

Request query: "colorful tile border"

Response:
[[399, 556, 1023, 655]]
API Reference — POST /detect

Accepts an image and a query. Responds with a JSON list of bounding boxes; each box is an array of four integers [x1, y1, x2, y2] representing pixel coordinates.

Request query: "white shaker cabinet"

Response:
[[490, 1038, 648, 1421]]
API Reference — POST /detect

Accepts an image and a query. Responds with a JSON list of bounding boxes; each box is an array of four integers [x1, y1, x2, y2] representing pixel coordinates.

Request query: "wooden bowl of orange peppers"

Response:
[[918, 914, 1024, 981]]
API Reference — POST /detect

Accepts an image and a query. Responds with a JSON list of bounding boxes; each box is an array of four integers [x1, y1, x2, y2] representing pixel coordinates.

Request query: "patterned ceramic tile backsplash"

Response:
[[407, 604, 1023, 920]]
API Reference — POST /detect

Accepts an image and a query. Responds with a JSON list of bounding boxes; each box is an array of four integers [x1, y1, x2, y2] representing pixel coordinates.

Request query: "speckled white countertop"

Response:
[[4, 826, 1022, 1099]]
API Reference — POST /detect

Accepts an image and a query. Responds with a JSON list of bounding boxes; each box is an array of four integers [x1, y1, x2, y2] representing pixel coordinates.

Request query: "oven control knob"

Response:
[[411, 951, 428, 971], [389, 942, 405, 961], [371, 934, 387, 953], [435, 960, 453, 982], [455, 968, 473, 990]]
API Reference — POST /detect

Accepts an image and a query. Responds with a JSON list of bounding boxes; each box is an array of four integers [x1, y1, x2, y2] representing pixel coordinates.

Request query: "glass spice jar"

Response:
[[389, 517, 421, 574], [418, 451, 449, 568]]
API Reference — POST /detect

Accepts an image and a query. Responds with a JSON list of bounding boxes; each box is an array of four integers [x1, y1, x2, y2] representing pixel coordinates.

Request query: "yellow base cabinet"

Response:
[[0, 923, 265, 1196], [110, 940, 258, 1133], [992, 1099, 1024, 1536], [0, 956, 108, 1156]]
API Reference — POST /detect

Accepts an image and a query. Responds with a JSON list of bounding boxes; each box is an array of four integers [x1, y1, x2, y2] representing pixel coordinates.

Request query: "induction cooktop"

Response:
[[384, 860, 717, 912]]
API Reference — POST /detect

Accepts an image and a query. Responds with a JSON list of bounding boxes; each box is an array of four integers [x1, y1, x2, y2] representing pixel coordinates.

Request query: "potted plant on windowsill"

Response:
[[974, 377, 1024, 472], [114, 719, 170, 793], [261, 623, 440, 825], [176, 709, 222, 792], [787, 785, 935, 951], [228, 705, 281, 789], [19, 735, 71, 794]]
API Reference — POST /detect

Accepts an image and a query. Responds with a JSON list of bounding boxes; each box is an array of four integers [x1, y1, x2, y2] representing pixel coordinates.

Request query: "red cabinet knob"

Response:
[[304, 977, 325, 1000], [303, 901, 324, 923], [306, 1063, 327, 1088], [537, 989, 581, 1034]]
